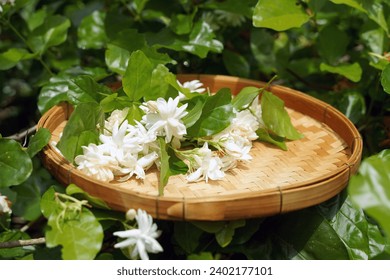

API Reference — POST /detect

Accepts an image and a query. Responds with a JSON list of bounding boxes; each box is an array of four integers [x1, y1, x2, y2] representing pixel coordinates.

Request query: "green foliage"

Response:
[[1, 0, 390, 260]]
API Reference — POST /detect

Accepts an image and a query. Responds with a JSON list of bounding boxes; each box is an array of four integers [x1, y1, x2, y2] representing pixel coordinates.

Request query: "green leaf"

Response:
[[12, 181, 41, 221], [158, 138, 170, 195], [0, 139, 32, 188], [317, 24, 350, 64], [0, 48, 35, 70], [215, 220, 246, 248], [27, 15, 71, 54], [336, 91, 366, 123], [126, 103, 145, 125], [122, 50, 153, 101], [192, 221, 225, 233], [349, 150, 390, 242], [67, 75, 111, 105], [170, 12, 195, 35], [38, 78, 70, 114], [223, 50, 250, 78], [40, 187, 60, 219], [256, 128, 287, 150], [187, 252, 214, 260], [66, 184, 110, 210], [186, 89, 234, 137], [253, 0, 310, 31], [232, 86, 260, 111], [133, 0, 149, 14], [148, 64, 177, 101], [45, 207, 103, 260], [261, 91, 303, 140], [77, 10, 107, 49], [27, 128, 51, 158], [173, 222, 203, 254], [320, 62, 363, 82], [57, 102, 104, 163], [182, 96, 206, 128], [381, 64, 390, 94]]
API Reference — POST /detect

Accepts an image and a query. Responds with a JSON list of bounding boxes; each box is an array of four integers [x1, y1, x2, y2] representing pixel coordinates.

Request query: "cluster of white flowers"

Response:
[[73, 79, 264, 184], [114, 209, 163, 260], [0, 194, 12, 215], [0, 0, 15, 13]]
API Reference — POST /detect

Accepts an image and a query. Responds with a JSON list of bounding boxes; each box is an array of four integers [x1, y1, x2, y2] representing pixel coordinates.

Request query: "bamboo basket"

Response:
[[37, 74, 363, 221]]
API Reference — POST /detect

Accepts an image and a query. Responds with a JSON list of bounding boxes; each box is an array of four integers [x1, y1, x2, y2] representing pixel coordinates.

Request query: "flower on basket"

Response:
[[0, 194, 12, 215], [113, 209, 163, 260], [56, 52, 303, 193]]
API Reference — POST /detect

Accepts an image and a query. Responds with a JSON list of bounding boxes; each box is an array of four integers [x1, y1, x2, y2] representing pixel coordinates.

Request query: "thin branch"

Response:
[[0, 237, 46, 249], [4, 125, 37, 141]]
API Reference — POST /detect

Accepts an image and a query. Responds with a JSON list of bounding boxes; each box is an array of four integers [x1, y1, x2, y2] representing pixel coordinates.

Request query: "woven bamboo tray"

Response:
[[37, 74, 362, 221]]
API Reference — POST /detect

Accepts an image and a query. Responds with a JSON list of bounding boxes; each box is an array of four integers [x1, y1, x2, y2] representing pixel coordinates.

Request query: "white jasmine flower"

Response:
[[0, 195, 12, 215], [177, 79, 206, 100], [250, 97, 265, 128], [142, 96, 188, 143], [103, 108, 129, 135], [116, 151, 159, 181], [186, 142, 225, 183], [231, 109, 259, 141], [74, 144, 117, 182], [125, 209, 137, 221], [114, 209, 163, 260]]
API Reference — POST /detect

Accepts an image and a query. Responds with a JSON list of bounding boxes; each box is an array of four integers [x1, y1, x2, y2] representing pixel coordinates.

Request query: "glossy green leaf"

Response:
[[122, 50, 153, 101], [256, 128, 287, 150], [66, 184, 110, 210], [147, 64, 177, 101], [133, 0, 149, 14], [182, 96, 206, 128], [253, 0, 310, 31], [27, 128, 51, 158], [77, 10, 107, 49], [317, 24, 349, 64], [27, 15, 71, 54], [349, 150, 390, 241], [57, 103, 104, 162], [38, 76, 71, 114], [45, 207, 103, 260], [0, 48, 35, 70], [186, 89, 234, 137], [223, 50, 250, 78], [40, 187, 59, 219], [0, 139, 32, 188], [261, 91, 303, 140], [232, 87, 260, 111], [170, 12, 194, 35], [320, 62, 363, 82], [126, 103, 144, 125], [12, 181, 41, 221], [381, 64, 390, 94], [67, 75, 111, 105], [336, 91, 366, 123]]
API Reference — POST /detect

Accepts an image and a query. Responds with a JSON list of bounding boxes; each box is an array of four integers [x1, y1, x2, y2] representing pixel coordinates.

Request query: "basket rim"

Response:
[[37, 74, 363, 220]]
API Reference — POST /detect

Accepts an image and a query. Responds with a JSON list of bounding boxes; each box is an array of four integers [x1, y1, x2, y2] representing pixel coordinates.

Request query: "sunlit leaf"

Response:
[[261, 91, 303, 140], [0, 48, 35, 70], [320, 62, 362, 82], [77, 10, 107, 49], [253, 0, 310, 31]]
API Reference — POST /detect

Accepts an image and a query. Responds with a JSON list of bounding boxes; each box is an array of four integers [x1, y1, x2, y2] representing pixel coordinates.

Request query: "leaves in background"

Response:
[[381, 64, 390, 94], [223, 49, 250, 78], [0, 139, 32, 188], [27, 15, 71, 55], [0, 48, 35, 70], [253, 0, 310, 31], [77, 10, 107, 49], [320, 63, 363, 82], [349, 150, 390, 242]]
